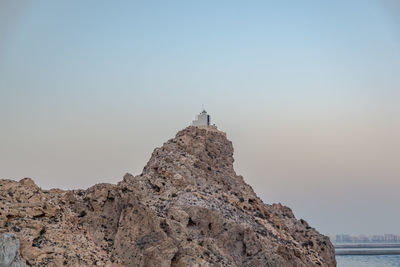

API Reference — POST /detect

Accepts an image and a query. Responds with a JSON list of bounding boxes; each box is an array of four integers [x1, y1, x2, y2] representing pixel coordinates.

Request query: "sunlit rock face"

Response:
[[0, 126, 336, 266]]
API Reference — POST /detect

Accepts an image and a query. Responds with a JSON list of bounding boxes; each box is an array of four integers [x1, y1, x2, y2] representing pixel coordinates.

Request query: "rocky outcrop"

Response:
[[0, 233, 26, 267], [0, 126, 336, 266]]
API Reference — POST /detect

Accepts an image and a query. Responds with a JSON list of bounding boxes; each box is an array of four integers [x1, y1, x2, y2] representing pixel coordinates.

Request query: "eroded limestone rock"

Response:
[[0, 126, 336, 266]]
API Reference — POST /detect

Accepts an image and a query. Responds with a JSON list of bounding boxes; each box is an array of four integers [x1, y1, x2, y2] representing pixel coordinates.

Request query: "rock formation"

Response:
[[0, 233, 26, 267], [0, 126, 336, 266]]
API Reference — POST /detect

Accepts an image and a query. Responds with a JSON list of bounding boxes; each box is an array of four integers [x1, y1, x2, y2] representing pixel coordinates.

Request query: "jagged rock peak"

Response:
[[145, 126, 234, 173], [125, 126, 249, 195]]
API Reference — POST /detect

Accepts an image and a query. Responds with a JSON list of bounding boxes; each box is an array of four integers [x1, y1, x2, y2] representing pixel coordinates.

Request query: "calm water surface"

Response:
[[337, 255, 400, 267]]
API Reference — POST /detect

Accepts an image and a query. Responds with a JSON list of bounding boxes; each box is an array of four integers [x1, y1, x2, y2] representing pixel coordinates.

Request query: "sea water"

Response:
[[336, 255, 400, 267]]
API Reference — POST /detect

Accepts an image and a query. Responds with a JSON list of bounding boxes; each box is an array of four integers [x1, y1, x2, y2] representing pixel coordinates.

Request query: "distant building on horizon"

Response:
[[192, 110, 211, 126]]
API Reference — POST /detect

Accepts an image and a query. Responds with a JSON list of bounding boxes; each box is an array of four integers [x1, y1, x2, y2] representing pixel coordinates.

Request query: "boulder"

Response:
[[0, 233, 26, 267]]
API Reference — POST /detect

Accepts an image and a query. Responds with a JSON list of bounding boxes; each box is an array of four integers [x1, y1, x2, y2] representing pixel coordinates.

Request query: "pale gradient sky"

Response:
[[1, 0, 400, 235]]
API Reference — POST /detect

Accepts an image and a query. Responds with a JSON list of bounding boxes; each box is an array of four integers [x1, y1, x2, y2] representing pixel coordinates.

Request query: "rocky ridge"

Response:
[[0, 126, 336, 266]]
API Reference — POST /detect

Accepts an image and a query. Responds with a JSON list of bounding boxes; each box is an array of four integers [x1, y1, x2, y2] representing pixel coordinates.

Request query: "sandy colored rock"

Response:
[[0, 126, 336, 266]]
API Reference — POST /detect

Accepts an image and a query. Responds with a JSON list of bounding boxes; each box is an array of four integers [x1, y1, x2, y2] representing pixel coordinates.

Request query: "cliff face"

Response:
[[0, 126, 336, 266]]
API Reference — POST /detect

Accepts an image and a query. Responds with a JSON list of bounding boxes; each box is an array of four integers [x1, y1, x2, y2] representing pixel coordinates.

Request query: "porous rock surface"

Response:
[[0, 233, 26, 267], [0, 126, 336, 266]]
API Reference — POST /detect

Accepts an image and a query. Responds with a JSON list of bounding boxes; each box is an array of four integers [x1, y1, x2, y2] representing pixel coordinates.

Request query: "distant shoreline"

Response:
[[335, 244, 400, 255], [335, 244, 400, 249], [336, 249, 400, 256]]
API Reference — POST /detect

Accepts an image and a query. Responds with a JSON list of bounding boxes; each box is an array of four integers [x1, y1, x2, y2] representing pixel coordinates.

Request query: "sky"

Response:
[[1, 0, 399, 236]]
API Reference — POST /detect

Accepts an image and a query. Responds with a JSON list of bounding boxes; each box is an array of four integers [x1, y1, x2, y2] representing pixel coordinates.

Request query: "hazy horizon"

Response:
[[1, 0, 400, 236]]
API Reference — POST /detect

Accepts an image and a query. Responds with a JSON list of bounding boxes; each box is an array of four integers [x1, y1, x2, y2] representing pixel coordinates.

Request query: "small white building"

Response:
[[192, 110, 210, 126]]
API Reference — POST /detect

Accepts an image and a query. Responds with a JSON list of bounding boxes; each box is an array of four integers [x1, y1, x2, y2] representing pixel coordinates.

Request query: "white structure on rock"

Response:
[[192, 110, 210, 126]]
